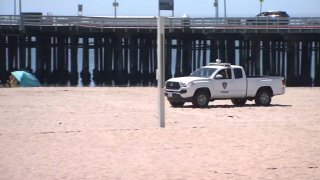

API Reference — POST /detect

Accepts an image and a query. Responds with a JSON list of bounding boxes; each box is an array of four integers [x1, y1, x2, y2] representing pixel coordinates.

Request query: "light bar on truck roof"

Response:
[[208, 59, 231, 67]]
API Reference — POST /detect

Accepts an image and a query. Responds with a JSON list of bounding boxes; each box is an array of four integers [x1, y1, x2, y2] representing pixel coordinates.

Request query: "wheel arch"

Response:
[[194, 87, 211, 98], [256, 86, 273, 97]]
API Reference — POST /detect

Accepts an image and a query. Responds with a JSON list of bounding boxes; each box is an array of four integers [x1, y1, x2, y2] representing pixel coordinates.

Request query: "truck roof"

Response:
[[205, 63, 242, 69], [205, 59, 242, 69]]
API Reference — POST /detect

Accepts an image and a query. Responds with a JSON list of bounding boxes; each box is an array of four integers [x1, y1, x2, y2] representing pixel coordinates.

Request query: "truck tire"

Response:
[[169, 101, 185, 107], [192, 91, 209, 108], [255, 90, 272, 106], [231, 98, 247, 106]]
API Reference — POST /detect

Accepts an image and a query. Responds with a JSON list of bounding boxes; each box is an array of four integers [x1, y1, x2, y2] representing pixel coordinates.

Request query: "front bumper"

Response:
[[165, 89, 190, 102]]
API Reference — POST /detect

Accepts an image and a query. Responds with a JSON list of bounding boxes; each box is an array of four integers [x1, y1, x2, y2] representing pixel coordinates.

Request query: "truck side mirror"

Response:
[[215, 74, 223, 79]]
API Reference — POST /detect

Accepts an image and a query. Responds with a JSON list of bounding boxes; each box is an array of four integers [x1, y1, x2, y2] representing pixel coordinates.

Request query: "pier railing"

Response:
[[1, 15, 320, 33]]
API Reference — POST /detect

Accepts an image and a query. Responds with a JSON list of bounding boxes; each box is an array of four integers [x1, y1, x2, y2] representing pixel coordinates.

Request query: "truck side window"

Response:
[[234, 68, 243, 79], [216, 69, 232, 79]]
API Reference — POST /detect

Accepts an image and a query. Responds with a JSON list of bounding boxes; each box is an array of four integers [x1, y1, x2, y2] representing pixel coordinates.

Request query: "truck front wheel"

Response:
[[231, 98, 247, 106], [255, 90, 272, 106], [192, 91, 209, 108]]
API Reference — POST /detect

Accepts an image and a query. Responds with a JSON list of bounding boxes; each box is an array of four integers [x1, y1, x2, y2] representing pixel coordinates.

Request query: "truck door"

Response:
[[211, 68, 234, 98], [233, 68, 247, 97]]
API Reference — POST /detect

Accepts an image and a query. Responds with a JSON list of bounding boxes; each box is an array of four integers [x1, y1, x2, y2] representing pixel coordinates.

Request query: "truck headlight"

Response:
[[187, 82, 194, 86], [181, 82, 194, 87]]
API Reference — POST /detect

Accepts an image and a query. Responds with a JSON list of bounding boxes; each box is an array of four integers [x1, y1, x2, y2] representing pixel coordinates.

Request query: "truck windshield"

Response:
[[190, 67, 217, 78]]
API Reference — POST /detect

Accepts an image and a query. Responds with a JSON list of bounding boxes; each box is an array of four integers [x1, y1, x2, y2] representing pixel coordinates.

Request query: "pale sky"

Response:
[[0, 0, 319, 17]]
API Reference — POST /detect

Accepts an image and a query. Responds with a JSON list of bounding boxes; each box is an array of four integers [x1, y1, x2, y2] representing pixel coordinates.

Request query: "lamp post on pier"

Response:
[[113, 0, 119, 18], [260, 0, 264, 13], [19, 0, 22, 14], [14, 0, 16, 15], [19, 0, 24, 31], [213, 0, 227, 19], [213, 0, 218, 18], [224, 0, 227, 19]]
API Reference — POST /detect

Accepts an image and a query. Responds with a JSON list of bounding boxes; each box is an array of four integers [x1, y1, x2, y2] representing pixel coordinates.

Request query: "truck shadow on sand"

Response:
[[177, 104, 292, 109]]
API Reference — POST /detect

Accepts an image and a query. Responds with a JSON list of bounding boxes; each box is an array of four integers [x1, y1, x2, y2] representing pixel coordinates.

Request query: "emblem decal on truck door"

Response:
[[222, 82, 228, 89]]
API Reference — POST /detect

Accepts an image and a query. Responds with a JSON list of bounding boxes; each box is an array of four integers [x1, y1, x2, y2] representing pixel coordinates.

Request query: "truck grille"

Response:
[[166, 81, 180, 90]]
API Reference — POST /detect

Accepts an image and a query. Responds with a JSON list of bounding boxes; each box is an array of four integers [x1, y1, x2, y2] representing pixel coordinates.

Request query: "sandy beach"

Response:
[[0, 87, 319, 179]]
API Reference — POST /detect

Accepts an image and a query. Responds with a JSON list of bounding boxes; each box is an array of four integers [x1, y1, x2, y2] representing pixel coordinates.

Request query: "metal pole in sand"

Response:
[[157, 16, 165, 128]]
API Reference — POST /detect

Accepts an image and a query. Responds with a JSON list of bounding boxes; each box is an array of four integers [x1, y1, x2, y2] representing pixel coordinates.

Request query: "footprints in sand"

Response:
[[2, 127, 207, 136], [208, 170, 247, 177], [36, 128, 141, 135], [266, 166, 318, 170], [150, 146, 194, 151], [209, 166, 319, 177], [308, 166, 318, 169], [106, 128, 140, 132], [266, 167, 278, 170], [192, 126, 205, 129], [38, 130, 82, 134]]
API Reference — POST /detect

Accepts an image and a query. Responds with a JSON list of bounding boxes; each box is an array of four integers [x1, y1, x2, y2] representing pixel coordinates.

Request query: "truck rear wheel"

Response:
[[231, 98, 247, 106], [169, 101, 185, 107], [192, 91, 209, 108], [255, 90, 272, 106]]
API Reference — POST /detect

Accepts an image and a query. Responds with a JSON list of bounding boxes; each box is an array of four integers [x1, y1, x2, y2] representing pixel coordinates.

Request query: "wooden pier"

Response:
[[0, 15, 320, 86]]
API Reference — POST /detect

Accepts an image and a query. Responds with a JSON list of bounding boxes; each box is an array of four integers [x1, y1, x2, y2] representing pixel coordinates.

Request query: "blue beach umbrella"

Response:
[[11, 71, 41, 87]]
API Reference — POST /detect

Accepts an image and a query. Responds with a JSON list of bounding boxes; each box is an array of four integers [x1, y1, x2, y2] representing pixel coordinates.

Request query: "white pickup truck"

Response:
[[165, 60, 286, 108]]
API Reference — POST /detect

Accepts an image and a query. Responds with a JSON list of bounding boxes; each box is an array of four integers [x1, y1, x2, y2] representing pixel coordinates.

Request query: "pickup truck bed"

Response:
[[246, 76, 285, 97]]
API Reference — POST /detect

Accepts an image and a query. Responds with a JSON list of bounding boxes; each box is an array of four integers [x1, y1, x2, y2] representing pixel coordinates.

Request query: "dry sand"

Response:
[[0, 87, 319, 179]]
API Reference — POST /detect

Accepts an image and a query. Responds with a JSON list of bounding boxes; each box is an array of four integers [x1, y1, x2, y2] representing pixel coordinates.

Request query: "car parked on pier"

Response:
[[257, 11, 289, 18], [247, 11, 290, 26]]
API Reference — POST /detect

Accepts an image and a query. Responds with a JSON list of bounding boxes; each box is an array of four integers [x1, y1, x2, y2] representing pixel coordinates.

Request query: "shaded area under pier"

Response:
[[0, 29, 319, 86]]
